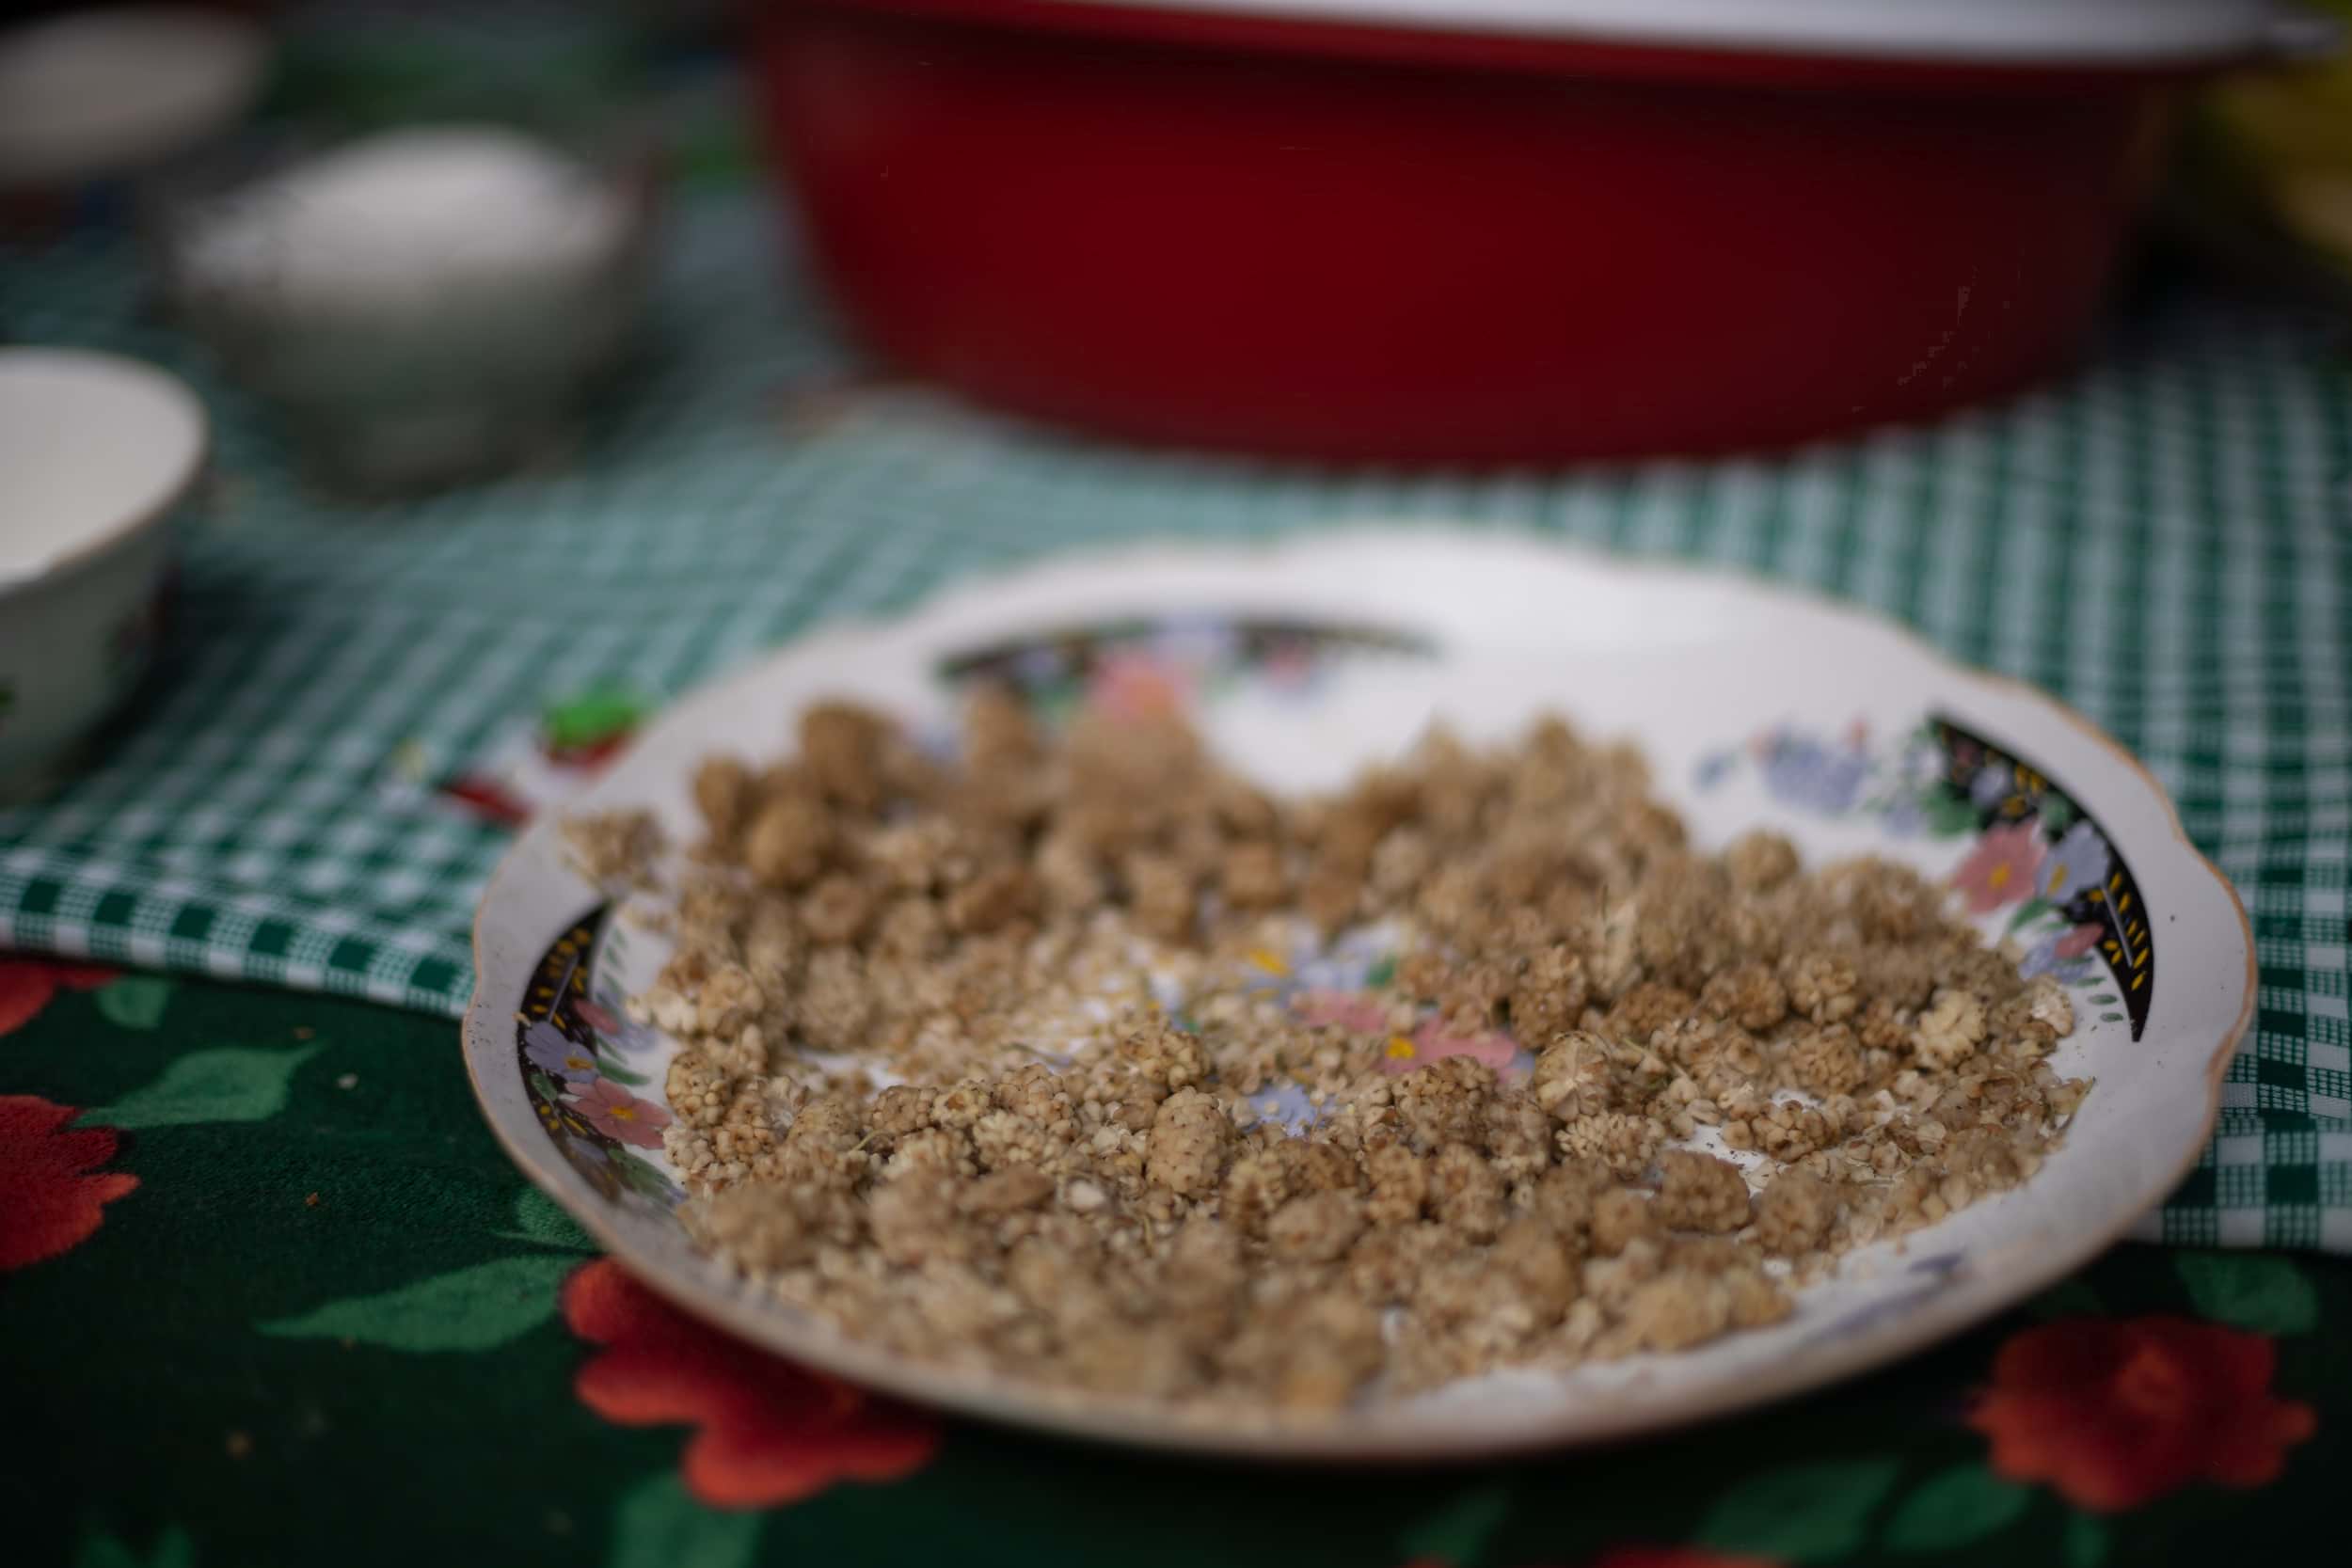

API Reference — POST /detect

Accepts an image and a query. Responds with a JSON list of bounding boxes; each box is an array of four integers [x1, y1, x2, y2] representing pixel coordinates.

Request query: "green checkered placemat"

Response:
[[2, 195, 2346, 1249]]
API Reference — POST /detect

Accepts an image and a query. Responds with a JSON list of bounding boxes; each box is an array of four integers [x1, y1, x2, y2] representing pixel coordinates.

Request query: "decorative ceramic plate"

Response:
[[462, 531, 2251, 1459]]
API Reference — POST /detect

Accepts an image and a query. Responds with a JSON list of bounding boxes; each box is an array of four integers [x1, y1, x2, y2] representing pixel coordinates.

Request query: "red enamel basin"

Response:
[[751, 0, 2319, 462]]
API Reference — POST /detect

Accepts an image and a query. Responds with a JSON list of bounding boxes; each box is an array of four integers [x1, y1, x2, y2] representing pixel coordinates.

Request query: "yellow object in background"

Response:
[[2199, 1, 2352, 281]]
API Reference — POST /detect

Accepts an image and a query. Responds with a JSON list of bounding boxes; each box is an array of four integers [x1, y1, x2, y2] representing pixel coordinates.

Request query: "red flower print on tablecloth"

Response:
[[0, 1096, 138, 1271], [1969, 1316, 2316, 1512], [1398, 1551, 1780, 1568], [564, 1259, 939, 1508], [0, 959, 115, 1037], [562, 1076, 671, 1148]]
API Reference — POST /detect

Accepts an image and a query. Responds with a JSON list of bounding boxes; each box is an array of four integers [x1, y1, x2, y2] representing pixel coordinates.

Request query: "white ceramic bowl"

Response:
[[0, 349, 206, 796], [156, 126, 659, 496], [0, 6, 269, 188]]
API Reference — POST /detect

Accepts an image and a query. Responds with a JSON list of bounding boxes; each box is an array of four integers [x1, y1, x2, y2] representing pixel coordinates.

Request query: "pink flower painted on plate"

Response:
[[1950, 820, 2047, 914], [1381, 1018, 1520, 1076], [573, 999, 625, 1035], [2021, 921, 2106, 980], [1086, 651, 1189, 722], [1295, 990, 1391, 1034], [1263, 641, 1313, 687], [564, 1076, 672, 1148]]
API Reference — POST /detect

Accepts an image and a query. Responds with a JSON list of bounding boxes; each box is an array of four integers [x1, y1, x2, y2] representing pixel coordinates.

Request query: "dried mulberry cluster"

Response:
[[568, 689, 2088, 1414]]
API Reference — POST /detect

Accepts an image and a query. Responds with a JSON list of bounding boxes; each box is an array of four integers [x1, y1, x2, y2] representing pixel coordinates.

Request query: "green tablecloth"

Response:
[[6, 187, 2348, 1247], [3, 45, 2351, 1558], [3, 960, 2342, 1566]]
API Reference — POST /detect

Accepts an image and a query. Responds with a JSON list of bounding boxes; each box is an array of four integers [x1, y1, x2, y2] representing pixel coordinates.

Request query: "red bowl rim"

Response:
[[780, 0, 2286, 87]]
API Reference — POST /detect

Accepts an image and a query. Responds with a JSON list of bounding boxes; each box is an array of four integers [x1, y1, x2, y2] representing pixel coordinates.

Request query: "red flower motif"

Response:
[[562, 1076, 672, 1148], [541, 730, 635, 770], [563, 1259, 940, 1509], [1410, 1018, 1519, 1071], [1395, 1552, 1780, 1568], [2052, 924, 2104, 964], [1087, 652, 1189, 722], [0, 959, 116, 1037], [0, 1096, 138, 1271], [437, 773, 533, 828], [1969, 1316, 2317, 1512], [1295, 990, 1391, 1035], [1949, 821, 2046, 914], [1379, 1017, 1522, 1077]]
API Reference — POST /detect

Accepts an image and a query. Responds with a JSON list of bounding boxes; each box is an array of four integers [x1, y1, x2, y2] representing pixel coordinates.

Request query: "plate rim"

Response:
[[460, 525, 2254, 1460]]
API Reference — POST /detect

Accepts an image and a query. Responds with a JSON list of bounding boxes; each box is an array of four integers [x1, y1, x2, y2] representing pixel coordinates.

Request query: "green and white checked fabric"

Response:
[[3, 196, 2346, 1248]]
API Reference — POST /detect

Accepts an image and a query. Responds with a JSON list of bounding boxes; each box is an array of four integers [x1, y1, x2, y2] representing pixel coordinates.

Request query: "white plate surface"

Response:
[[463, 531, 2250, 1459]]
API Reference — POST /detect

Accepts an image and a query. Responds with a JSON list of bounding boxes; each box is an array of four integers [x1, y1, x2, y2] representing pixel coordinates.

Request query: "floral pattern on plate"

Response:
[[1698, 716, 2153, 1038], [520, 624, 2163, 1211], [465, 533, 2254, 1459], [513, 909, 680, 1214], [1237, 924, 1525, 1082], [515, 614, 1439, 1199], [936, 613, 1432, 725]]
